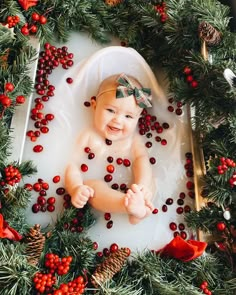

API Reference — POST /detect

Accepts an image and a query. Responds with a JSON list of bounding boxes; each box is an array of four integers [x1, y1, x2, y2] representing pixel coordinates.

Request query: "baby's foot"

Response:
[[124, 184, 146, 221]]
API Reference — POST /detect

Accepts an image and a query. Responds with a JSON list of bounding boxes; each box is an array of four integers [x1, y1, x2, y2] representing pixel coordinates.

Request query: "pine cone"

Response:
[[198, 21, 222, 46], [23, 224, 46, 266], [91, 247, 130, 287], [104, 0, 123, 6]]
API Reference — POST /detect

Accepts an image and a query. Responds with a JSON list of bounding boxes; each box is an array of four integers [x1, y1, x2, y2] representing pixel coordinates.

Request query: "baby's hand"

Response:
[[71, 185, 94, 208]]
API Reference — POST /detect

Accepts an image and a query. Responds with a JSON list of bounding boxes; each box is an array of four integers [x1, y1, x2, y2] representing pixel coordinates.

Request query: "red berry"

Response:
[[53, 175, 60, 183], [162, 204, 168, 212], [81, 164, 88, 172], [116, 158, 123, 165], [217, 222, 226, 231], [32, 203, 40, 213], [5, 82, 14, 92], [37, 196, 46, 206], [66, 77, 73, 84], [16, 95, 26, 104], [47, 196, 56, 205], [47, 204, 55, 212], [169, 222, 177, 231], [39, 15, 47, 24], [106, 164, 115, 173], [56, 187, 65, 195], [104, 174, 113, 182], [32, 12, 40, 21], [21, 26, 29, 35], [104, 212, 111, 220], [165, 198, 173, 205], [33, 145, 43, 153], [149, 157, 156, 165], [110, 243, 119, 253], [152, 208, 158, 214], [106, 220, 113, 229], [93, 241, 98, 250], [123, 159, 131, 167]]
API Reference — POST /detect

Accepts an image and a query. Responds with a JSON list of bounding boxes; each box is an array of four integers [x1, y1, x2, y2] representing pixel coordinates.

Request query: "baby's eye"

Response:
[[106, 108, 115, 113], [125, 114, 133, 119]]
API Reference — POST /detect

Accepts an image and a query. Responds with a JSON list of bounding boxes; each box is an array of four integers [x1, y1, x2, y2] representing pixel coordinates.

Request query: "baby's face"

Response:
[[92, 90, 142, 141]]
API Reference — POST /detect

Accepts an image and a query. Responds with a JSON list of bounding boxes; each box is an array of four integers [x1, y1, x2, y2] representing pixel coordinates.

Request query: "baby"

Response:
[[65, 73, 156, 224]]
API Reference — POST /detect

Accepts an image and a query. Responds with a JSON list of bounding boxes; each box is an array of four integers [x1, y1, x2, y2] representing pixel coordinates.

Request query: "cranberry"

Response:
[[107, 164, 115, 173], [180, 231, 187, 239], [33, 183, 41, 192], [81, 164, 88, 172], [32, 203, 40, 213], [149, 157, 156, 165], [103, 248, 110, 257], [169, 222, 177, 231], [173, 231, 180, 237], [161, 139, 167, 145], [176, 207, 184, 214], [184, 205, 191, 213], [166, 198, 173, 205], [107, 156, 113, 163], [47, 197, 56, 205], [116, 158, 123, 165], [175, 108, 183, 116], [106, 220, 113, 229], [104, 174, 113, 182], [84, 101, 91, 107], [33, 145, 43, 153], [104, 212, 111, 220], [47, 204, 55, 212], [105, 139, 112, 145], [66, 77, 73, 84], [178, 223, 185, 230], [123, 159, 131, 167], [111, 183, 119, 190], [152, 208, 158, 214], [77, 226, 84, 233], [110, 243, 119, 253], [88, 152, 95, 159], [53, 175, 60, 183], [39, 190, 47, 196], [177, 199, 184, 205], [84, 147, 91, 153], [56, 187, 65, 195], [119, 183, 127, 191], [145, 141, 152, 148], [93, 242, 98, 250], [179, 192, 186, 199], [162, 204, 168, 212]]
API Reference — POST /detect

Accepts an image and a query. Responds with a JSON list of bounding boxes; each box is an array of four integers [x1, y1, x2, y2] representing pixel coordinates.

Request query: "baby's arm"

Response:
[[64, 131, 94, 208], [131, 135, 155, 201]]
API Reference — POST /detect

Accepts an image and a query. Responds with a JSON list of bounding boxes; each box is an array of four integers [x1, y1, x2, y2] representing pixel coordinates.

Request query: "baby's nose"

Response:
[[112, 114, 123, 122]]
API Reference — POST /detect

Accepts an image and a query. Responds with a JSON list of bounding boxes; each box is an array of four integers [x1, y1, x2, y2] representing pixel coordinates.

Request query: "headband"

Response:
[[116, 73, 152, 108]]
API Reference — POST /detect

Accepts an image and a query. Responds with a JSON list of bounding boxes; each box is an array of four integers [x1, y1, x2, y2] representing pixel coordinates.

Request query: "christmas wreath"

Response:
[[0, 0, 236, 294]]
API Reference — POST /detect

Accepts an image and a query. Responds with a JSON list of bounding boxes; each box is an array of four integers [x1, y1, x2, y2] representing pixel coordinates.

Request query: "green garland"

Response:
[[0, 0, 236, 294]]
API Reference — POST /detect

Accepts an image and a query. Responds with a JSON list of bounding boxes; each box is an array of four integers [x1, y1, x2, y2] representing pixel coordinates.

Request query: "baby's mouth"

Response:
[[108, 126, 121, 132]]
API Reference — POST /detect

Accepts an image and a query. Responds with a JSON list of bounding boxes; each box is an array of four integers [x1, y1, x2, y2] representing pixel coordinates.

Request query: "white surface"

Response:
[[21, 32, 194, 252]]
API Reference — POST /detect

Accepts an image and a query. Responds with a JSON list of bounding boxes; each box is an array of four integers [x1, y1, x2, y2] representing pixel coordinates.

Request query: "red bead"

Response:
[[81, 164, 88, 172]]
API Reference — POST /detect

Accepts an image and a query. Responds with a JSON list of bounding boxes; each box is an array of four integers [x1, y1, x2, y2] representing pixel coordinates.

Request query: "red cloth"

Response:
[[0, 214, 22, 241], [157, 236, 207, 262]]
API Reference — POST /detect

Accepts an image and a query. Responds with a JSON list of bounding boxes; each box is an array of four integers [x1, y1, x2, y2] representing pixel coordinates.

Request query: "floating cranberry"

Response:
[[180, 231, 187, 239], [84, 101, 91, 107], [47, 196, 56, 205], [32, 203, 40, 213], [39, 189, 47, 196], [166, 198, 173, 205], [56, 187, 65, 195], [186, 170, 193, 177], [179, 192, 186, 199], [106, 220, 113, 229], [24, 183, 33, 191], [96, 251, 103, 258], [169, 222, 177, 231], [116, 158, 123, 165], [103, 248, 110, 257], [161, 139, 167, 145], [155, 136, 161, 142], [84, 147, 91, 153], [33, 183, 41, 192], [33, 144, 43, 153], [188, 191, 195, 199], [105, 139, 112, 145], [184, 205, 191, 213], [217, 221, 226, 231], [47, 204, 55, 212], [66, 77, 73, 84], [152, 208, 158, 214], [175, 108, 183, 116], [149, 157, 156, 165], [37, 196, 46, 205], [176, 207, 184, 214], [81, 164, 88, 172], [40, 205, 47, 212], [145, 141, 152, 148], [123, 159, 131, 167], [107, 156, 113, 163], [42, 182, 49, 190], [93, 242, 98, 250], [162, 122, 169, 129], [178, 223, 185, 230], [156, 126, 163, 133], [177, 199, 184, 206], [77, 226, 84, 233], [106, 164, 115, 173], [111, 183, 119, 190], [104, 212, 111, 221], [186, 181, 194, 190], [162, 204, 168, 212], [173, 231, 180, 237], [104, 174, 113, 182], [110, 243, 119, 253], [88, 152, 95, 159], [53, 175, 60, 183], [40, 126, 49, 134], [63, 194, 71, 201]]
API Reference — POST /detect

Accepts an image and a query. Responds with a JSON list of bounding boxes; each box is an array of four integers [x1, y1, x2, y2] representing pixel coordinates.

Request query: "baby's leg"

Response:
[[84, 179, 127, 213], [125, 184, 153, 225]]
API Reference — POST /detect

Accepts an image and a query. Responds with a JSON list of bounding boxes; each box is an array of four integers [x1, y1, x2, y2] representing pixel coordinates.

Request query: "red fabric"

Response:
[[18, 0, 38, 10], [157, 236, 207, 262], [0, 214, 22, 241]]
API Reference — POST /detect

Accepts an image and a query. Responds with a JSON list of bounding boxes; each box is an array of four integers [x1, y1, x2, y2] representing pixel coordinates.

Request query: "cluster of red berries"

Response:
[[26, 43, 74, 153], [44, 253, 73, 275], [33, 272, 56, 294], [0, 82, 26, 118], [96, 242, 130, 259], [217, 157, 236, 174], [167, 96, 184, 116], [5, 15, 20, 28], [217, 157, 236, 187], [53, 275, 86, 295], [0, 165, 22, 187], [25, 176, 65, 213], [199, 280, 212, 295], [185, 152, 195, 199], [63, 209, 86, 233], [183, 66, 199, 89], [154, 2, 168, 23], [21, 12, 47, 36]]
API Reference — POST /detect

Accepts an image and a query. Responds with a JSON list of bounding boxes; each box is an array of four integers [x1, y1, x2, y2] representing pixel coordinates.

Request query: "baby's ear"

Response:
[[90, 96, 97, 109]]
